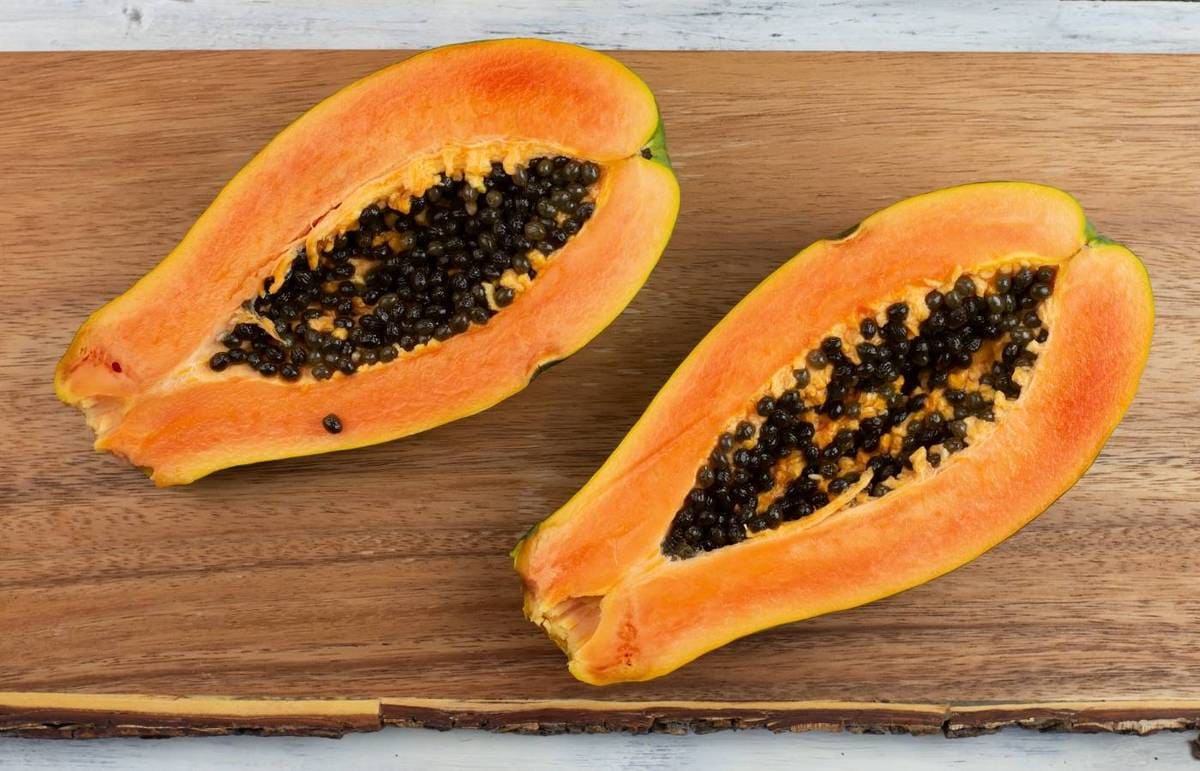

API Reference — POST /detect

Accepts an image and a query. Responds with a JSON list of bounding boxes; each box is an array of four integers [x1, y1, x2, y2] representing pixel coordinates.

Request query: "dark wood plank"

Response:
[[0, 51, 1197, 735]]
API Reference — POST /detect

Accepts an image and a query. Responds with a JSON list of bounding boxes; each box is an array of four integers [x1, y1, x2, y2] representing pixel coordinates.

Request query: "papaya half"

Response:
[[55, 39, 678, 486], [514, 182, 1153, 685]]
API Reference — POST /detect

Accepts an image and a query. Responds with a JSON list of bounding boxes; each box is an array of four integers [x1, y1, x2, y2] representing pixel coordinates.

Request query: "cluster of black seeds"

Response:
[[662, 265, 1057, 559], [208, 156, 601, 379]]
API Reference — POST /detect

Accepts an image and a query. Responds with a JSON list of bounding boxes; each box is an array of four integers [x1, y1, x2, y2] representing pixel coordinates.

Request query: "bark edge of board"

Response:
[[2, 692, 1199, 739]]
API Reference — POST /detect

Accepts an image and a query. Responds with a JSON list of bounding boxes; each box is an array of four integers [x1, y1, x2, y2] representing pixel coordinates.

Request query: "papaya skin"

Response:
[[55, 40, 678, 485], [514, 182, 1153, 685], [96, 160, 676, 486]]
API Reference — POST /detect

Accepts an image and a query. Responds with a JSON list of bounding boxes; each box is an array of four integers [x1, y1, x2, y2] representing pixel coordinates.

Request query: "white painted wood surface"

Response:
[[3, 0, 1199, 768], [1, 0, 1198, 52], [2, 728, 1199, 770]]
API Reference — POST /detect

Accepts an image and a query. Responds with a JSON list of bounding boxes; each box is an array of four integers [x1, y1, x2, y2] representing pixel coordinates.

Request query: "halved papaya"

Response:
[[55, 39, 678, 485], [514, 182, 1153, 685]]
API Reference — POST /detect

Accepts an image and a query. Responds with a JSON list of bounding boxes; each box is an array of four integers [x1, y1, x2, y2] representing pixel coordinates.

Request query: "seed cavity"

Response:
[[662, 264, 1058, 560], [208, 156, 601, 381]]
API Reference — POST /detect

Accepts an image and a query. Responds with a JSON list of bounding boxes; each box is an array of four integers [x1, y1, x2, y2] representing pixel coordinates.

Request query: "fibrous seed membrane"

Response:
[[663, 264, 1057, 559], [207, 156, 602, 381]]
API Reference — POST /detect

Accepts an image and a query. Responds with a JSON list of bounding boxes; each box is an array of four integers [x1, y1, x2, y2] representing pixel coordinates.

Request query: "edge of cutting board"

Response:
[[1, 692, 1199, 738]]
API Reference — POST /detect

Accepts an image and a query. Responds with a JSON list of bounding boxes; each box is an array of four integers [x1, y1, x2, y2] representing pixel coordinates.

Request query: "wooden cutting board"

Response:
[[1, 51, 1197, 739]]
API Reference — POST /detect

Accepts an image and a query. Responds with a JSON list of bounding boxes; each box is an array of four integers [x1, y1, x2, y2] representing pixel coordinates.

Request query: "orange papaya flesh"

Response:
[[55, 40, 679, 485], [514, 182, 1153, 685]]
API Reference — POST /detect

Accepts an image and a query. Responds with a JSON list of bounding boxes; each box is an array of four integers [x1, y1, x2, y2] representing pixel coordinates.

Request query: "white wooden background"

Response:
[[3, 1, 1200, 768], [2, 0, 1199, 52]]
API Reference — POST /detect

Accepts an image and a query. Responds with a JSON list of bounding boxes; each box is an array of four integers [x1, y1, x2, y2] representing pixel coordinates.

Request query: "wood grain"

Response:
[[0, 51, 1197, 737]]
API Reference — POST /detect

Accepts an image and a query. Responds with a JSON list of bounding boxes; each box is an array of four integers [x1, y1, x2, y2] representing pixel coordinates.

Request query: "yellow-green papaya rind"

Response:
[[515, 183, 1152, 685], [56, 39, 678, 485]]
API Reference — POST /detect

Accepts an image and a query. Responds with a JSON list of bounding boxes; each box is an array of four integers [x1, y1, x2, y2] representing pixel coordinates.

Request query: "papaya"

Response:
[[514, 182, 1153, 685], [55, 39, 679, 486]]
